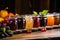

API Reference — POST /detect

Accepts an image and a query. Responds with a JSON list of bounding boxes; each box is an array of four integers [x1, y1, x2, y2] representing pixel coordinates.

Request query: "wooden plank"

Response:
[[1, 29, 60, 40]]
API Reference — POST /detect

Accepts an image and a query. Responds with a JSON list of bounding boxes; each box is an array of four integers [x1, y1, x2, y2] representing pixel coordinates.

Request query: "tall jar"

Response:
[[54, 13, 60, 25], [47, 14, 55, 26], [32, 15, 40, 28], [39, 15, 47, 27], [25, 15, 33, 30]]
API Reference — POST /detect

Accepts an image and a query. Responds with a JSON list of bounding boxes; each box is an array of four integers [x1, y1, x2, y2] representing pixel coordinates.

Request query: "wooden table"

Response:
[[0, 29, 60, 40]]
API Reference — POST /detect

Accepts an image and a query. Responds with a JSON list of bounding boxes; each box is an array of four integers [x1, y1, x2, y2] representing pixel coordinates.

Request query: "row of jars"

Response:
[[1, 13, 60, 30]]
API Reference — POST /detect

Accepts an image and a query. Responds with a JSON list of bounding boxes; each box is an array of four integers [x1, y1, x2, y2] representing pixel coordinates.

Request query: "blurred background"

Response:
[[0, 0, 60, 14]]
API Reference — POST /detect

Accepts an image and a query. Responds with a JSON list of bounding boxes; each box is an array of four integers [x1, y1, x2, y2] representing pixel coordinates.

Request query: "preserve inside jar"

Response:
[[39, 16, 47, 27], [47, 14, 55, 26], [17, 17, 24, 29], [33, 15, 40, 28], [54, 14, 60, 25], [25, 15, 33, 30]]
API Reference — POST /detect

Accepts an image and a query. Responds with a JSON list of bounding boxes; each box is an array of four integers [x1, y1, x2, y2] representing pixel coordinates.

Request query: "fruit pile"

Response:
[[0, 23, 13, 38], [0, 10, 15, 38]]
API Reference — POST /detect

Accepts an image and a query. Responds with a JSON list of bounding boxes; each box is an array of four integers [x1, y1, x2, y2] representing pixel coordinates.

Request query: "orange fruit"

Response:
[[0, 17, 4, 22], [0, 10, 8, 18], [8, 13, 14, 17]]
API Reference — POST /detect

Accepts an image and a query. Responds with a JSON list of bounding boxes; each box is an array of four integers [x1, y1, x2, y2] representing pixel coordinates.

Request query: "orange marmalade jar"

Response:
[[47, 14, 55, 26]]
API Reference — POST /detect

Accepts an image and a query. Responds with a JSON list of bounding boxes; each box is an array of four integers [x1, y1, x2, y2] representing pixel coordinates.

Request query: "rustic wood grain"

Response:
[[0, 29, 60, 40]]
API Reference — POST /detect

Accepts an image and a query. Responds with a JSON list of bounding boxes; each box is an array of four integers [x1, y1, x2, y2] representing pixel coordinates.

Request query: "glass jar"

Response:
[[47, 14, 55, 26], [32, 15, 40, 28], [25, 15, 33, 30], [39, 15, 47, 27]]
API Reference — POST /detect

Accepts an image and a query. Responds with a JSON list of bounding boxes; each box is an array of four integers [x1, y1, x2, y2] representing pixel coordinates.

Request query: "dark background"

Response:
[[0, 0, 15, 13], [0, 0, 60, 14]]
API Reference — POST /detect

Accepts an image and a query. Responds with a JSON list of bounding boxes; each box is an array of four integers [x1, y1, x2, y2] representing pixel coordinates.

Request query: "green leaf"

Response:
[[39, 12, 44, 16], [39, 12, 41, 15], [33, 11, 38, 15], [40, 10, 48, 15], [42, 10, 48, 14]]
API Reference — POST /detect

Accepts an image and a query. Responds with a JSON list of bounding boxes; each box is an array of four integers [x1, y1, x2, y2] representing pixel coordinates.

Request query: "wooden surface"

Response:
[[0, 29, 60, 40]]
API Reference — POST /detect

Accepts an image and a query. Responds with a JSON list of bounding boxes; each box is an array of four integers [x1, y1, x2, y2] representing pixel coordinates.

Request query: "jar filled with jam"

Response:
[[25, 15, 33, 29], [32, 15, 40, 28], [16, 16, 25, 29], [54, 14, 60, 25], [39, 15, 47, 27], [47, 14, 55, 26], [9, 17, 16, 30]]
